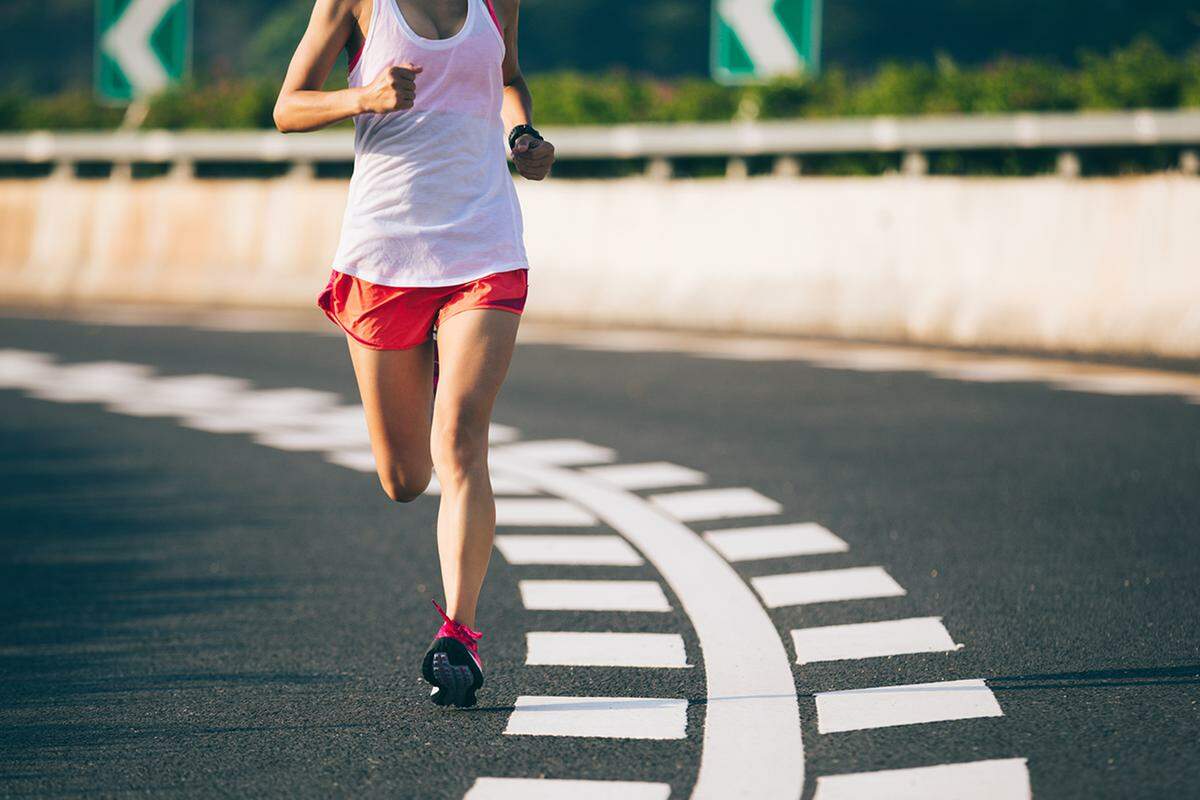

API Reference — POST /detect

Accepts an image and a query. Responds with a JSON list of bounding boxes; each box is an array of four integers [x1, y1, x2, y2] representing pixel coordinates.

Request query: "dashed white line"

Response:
[[183, 388, 340, 433], [648, 487, 782, 522], [495, 498, 598, 527], [2, 349, 1028, 797], [496, 535, 644, 566], [493, 452, 805, 799], [493, 439, 616, 466], [323, 448, 376, 472], [518, 580, 672, 612], [255, 427, 369, 451], [815, 678, 1003, 733], [704, 522, 848, 562], [465, 777, 672, 800], [525, 632, 691, 668], [751, 566, 906, 608], [791, 617, 963, 664], [813, 758, 1032, 800], [580, 461, 708, 490], [488, 423, 520, 443], [504, 695, 689, 739], [527, 327, 1200, 404], [319, 453, 539, 496], [0, 350, 57, 387], [23, 361, 152, 402]]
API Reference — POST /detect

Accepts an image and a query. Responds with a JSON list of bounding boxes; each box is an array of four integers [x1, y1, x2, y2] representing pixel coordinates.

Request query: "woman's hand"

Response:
[[512, 135, 555, 180], [358, 63, 423, 114]]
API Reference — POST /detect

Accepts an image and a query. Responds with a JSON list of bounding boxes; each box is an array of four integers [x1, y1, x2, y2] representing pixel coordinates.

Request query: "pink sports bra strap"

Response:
[[483, 0, 502, 34]]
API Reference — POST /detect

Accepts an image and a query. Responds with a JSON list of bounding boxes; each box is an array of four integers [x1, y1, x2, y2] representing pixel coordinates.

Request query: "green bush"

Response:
[[0, 90, 124, 130], [1, 36, 1197, 131], [1076, 36, 1187, 109], [142, 80, 280, 129]]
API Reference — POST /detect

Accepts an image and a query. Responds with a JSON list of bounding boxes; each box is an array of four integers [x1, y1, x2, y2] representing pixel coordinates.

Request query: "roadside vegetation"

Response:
[[1, 37, 1196, 131]]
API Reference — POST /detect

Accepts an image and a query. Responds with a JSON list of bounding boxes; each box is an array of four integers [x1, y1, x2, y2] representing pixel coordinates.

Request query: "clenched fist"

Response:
[[512, 134, 555, 181], [358, 63, 423, 114]]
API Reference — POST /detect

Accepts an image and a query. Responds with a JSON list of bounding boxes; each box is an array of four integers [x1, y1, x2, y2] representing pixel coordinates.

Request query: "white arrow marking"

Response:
[[102, 0, 177, 95], [718, 0, 802, 75]]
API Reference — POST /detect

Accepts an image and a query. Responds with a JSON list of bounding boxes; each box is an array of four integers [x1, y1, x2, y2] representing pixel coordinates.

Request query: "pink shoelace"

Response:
[[432, 599, 483, 662]]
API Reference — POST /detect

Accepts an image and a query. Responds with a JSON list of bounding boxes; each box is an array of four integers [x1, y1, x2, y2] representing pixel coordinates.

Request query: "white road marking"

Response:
[[0, 349, 57, 388], [930, 360, 1065, 384], [1048, 373, 1200, 396], [465, 777, 672, 800], [418, 473, 539, 497], [492, 439, 616, 466], [504, 696, 688, 739], [318, 453, 538, 496], [752, 566, 906, 608], [323, 448, 376, 472], [177, 388, 342, 433], [493, 452, 805, 799], [496, 535, 644, 566], [495, 498, 598, 526], [791, 617, 963, 664], [518, 580, 672, 612], [813, 758, 1032, 800], [255, 427, 370, 451], [522, 327, 1200, 405], [488, 473, 540, 495], [120, 375, 251, 418], [525, 631, 690, 668], [704, 522, 848, 562], [580, 461, 708, 490], [648, 487, 782, 522], [489, 423, 520, 443], [24, 361, 153, 402], [816, 678, 1003, 733]]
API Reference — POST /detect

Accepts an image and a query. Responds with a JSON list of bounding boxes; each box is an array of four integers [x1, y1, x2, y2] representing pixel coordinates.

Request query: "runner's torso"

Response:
[[332, 0, 528, 287]]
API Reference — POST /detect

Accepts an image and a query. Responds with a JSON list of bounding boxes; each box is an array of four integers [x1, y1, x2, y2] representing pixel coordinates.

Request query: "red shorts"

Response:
[[317, 268, 528, 350]]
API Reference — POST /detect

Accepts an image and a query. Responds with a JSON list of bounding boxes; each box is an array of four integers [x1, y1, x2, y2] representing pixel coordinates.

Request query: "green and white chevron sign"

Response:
[[95, 0, 192, 102], [711, 0, 822, 85]]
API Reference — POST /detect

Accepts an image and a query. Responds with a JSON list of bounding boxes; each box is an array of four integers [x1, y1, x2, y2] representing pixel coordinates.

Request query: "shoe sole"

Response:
[[422, 639, 483, 709]]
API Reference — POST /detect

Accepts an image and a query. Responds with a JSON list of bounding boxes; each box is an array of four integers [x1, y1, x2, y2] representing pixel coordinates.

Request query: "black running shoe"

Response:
[[422, 599, 484, 708]]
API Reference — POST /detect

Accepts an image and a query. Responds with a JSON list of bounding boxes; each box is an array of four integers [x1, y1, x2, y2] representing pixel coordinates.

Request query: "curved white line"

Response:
[[491, 450, 804, 800]]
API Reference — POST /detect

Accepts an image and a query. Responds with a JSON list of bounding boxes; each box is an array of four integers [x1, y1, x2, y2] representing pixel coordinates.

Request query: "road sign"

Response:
[[711, 0, 822, 85], [95, 0, 192, 102]]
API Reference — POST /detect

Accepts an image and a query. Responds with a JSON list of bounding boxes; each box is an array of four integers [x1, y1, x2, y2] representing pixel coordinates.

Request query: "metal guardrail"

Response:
[[2, 109, 1199, 178]]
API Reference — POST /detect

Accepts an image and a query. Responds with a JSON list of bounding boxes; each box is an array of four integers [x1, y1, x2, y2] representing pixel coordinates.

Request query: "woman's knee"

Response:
[[431, 408, 489, 480], [378, 462, 432, 503]]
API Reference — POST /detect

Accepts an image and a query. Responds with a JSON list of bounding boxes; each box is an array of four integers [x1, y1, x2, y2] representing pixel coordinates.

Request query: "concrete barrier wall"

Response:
[[1, 174, 1197, 357]]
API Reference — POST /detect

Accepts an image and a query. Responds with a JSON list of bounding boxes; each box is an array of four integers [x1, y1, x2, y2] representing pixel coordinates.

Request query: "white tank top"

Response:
[[331, 0, 529, 287]]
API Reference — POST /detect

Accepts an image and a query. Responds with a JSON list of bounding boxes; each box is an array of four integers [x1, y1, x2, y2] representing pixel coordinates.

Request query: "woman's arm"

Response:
[[274, 0, 422, 133], [495, 0, 554, 180]]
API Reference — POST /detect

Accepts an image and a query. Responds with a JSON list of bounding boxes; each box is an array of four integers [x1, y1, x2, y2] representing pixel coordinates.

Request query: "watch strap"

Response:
[[508, 124, 542, 151]]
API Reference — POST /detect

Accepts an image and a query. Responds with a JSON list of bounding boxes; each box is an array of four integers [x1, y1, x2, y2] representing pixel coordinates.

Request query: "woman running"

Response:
[[273, 0, 553, 708]]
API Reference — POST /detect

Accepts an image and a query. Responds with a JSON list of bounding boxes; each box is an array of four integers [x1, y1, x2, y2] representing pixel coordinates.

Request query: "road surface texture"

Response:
[[1, 311, 1198, 799]]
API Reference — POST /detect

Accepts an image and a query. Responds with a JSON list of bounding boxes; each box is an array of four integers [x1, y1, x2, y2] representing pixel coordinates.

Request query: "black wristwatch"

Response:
[[508, 123, 542, 151]]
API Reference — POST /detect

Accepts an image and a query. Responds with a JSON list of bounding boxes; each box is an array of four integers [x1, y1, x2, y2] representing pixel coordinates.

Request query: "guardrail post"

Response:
[[166, 158, 195, 180], [48, 161, 73, 181], [645, 157, 672, 181], [1057, 150, 1081, 178], [287, 161, 317, 180], [902, 151, 928, 176], [726, 157, 749, 179], [772, 156, 801, 177], [1181, 149, 1199, 176]]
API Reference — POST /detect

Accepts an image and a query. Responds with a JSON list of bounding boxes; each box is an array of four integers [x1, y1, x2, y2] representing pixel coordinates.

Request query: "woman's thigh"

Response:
[[346, 335, 436, 497], [431, 309, 520, 462]]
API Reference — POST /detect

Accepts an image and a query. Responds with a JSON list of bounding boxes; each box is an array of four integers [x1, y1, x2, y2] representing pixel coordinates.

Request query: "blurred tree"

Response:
[[2, 0, 1198, 92], [1076, 35, 1187, 108]]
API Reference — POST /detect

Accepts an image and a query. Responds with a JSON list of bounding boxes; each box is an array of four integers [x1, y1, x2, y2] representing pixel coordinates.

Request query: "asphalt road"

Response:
[[1, 312, 1197, 799]]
